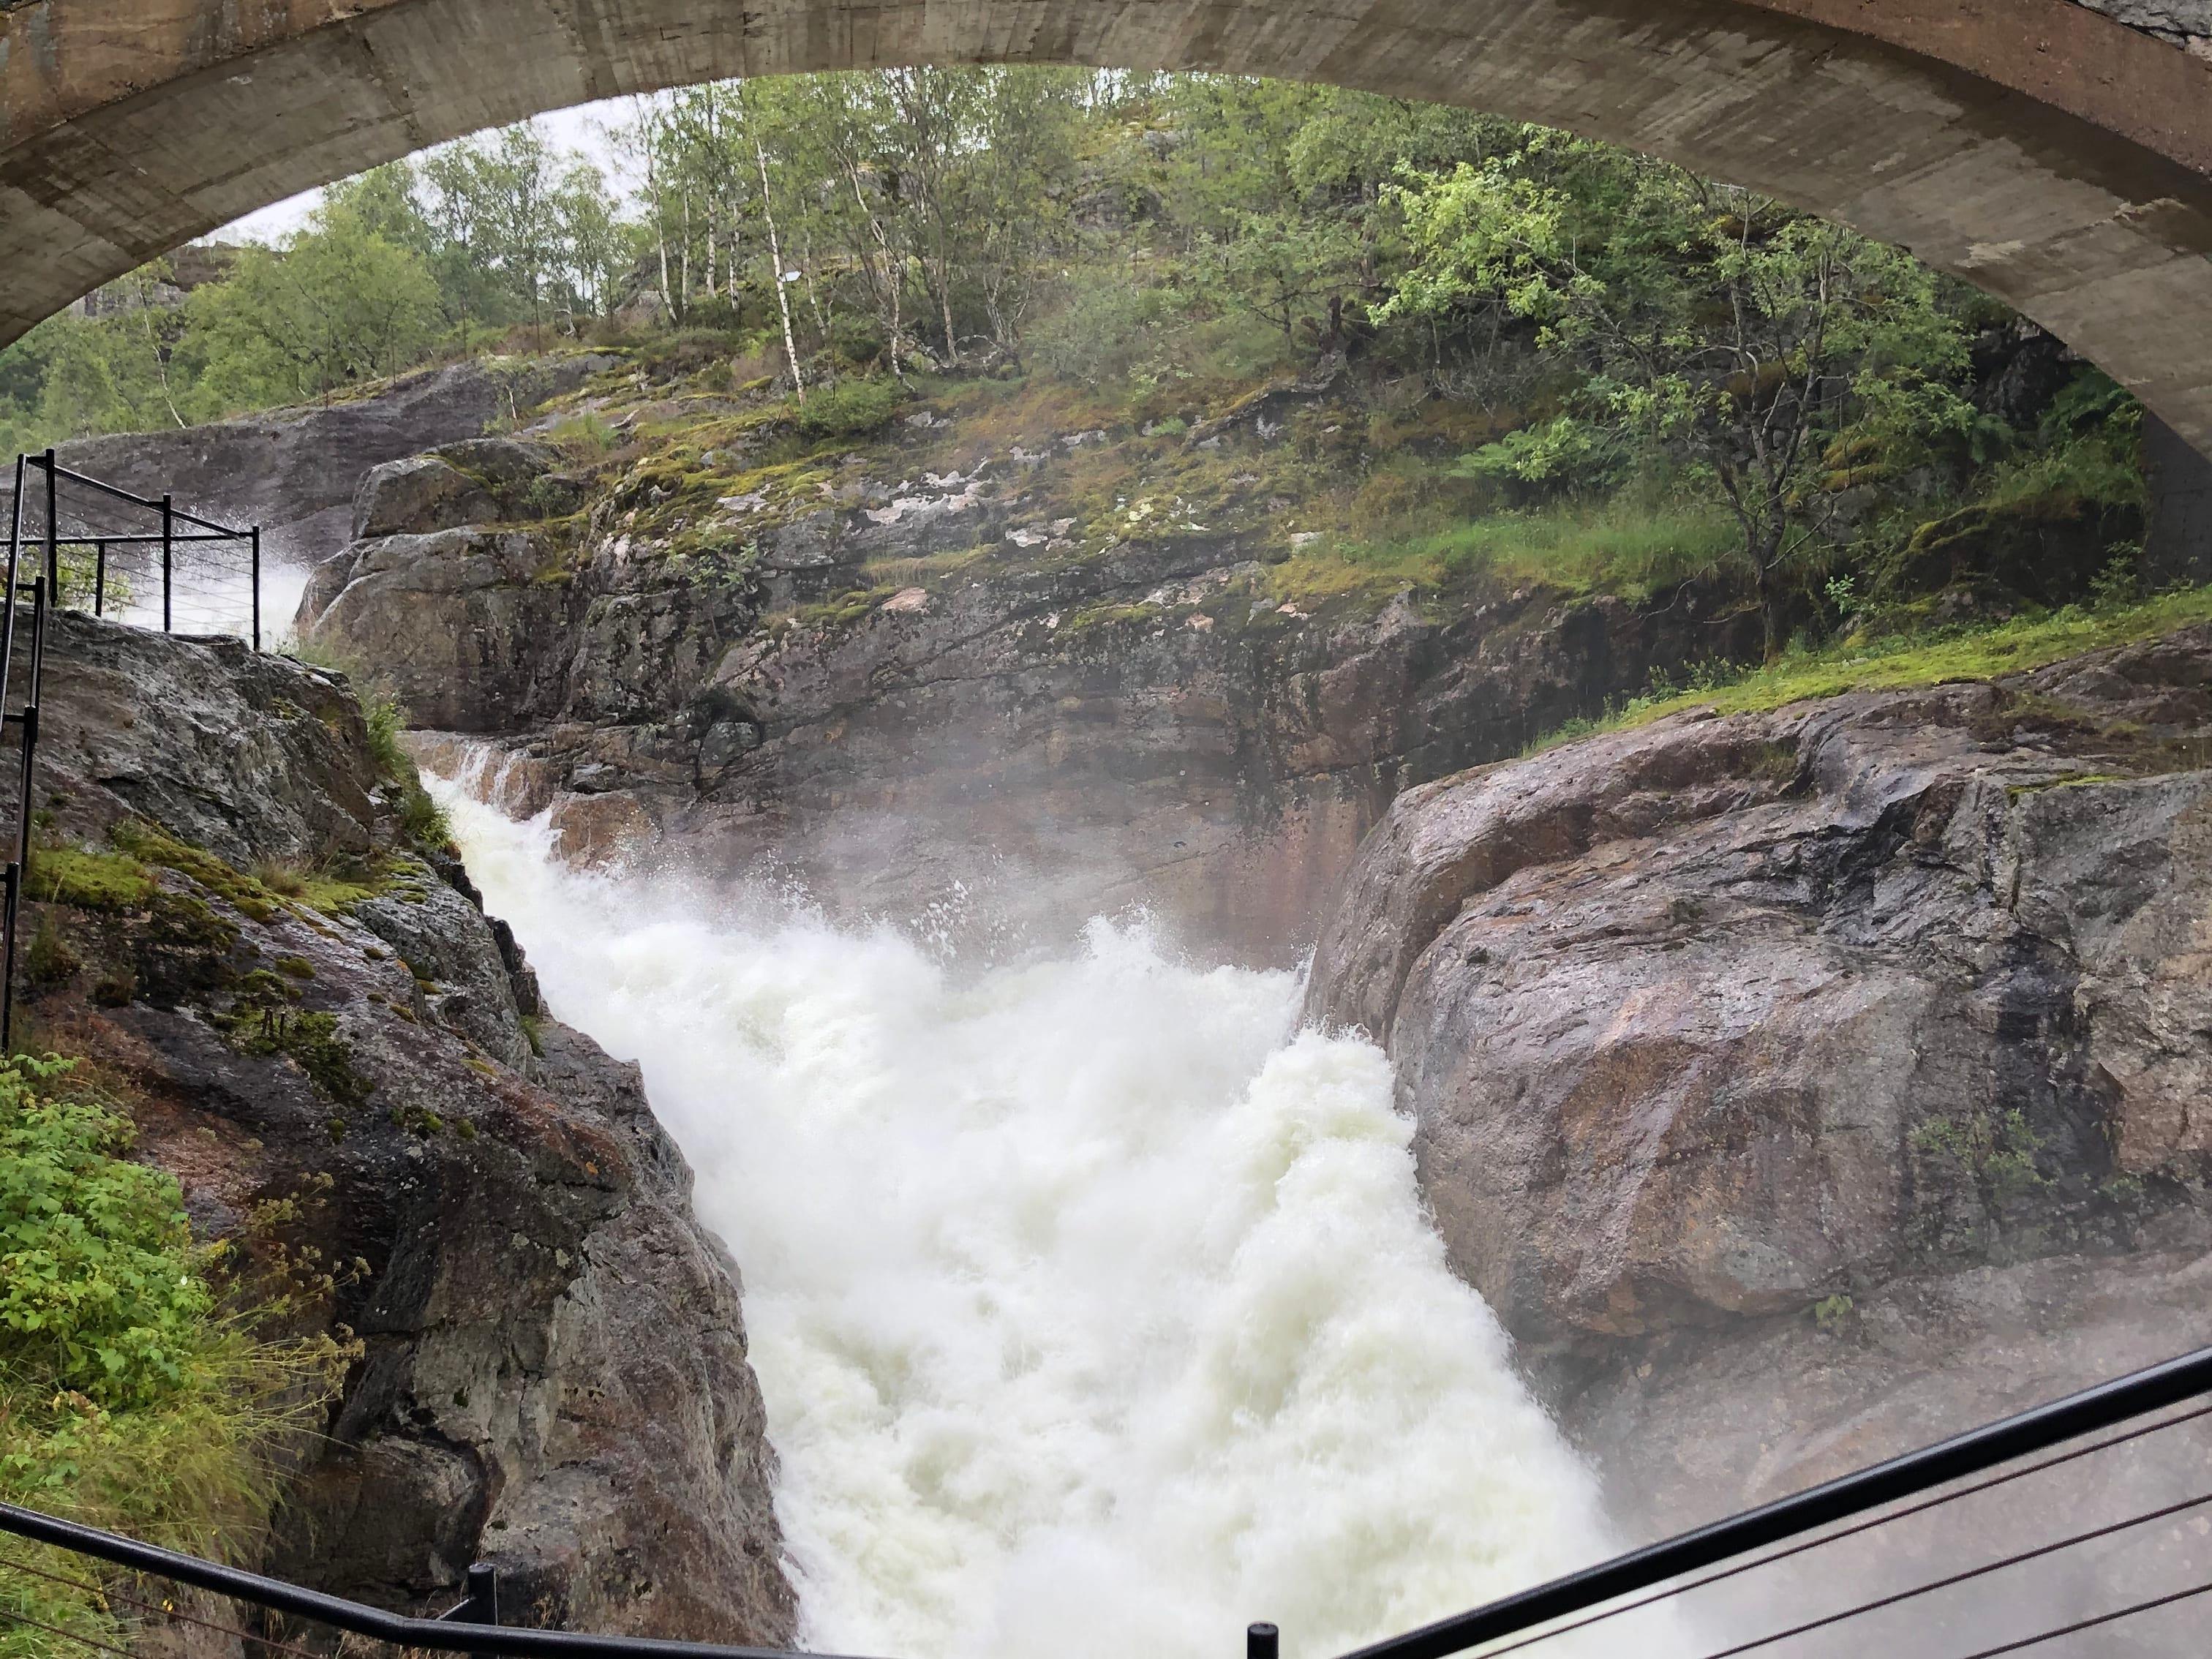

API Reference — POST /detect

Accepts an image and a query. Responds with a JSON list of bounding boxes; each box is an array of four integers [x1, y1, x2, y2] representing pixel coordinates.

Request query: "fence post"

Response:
[[40, 449, 56, 598], [160, 494, 173, 633], [461, 1562, 499, 1625], [1249, 1622, 1280, 1659], [4, 576, 44, 1055], [93, 541, 105, 617], [250, 527, 262, 652]]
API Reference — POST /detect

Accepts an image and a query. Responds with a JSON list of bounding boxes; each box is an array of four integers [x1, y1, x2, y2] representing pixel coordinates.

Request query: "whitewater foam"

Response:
[[433, 780, 1647, 1659]]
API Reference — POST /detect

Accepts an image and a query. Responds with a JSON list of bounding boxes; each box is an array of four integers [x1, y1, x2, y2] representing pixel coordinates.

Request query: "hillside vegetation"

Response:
[[1, 70, 2167, 669]]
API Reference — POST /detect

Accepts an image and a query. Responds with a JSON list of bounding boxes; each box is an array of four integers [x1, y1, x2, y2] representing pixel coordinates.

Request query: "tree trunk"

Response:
[[755, 137, 805, 404]]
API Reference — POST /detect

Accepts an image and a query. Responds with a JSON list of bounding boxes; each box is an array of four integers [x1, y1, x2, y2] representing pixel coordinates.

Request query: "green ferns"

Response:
[[0, 1056, 343, 1655]]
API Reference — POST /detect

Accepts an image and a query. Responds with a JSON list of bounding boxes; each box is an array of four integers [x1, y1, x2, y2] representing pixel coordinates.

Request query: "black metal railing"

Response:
[[1, 448, 264, 647], [0, 449, 264, 1050], [1, 1342, 2209, 1659]]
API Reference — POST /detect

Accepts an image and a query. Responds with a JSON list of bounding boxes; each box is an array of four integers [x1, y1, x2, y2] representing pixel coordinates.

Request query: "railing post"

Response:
[[160, 493, 173, 633], [94, 540, 105, 617], [1249, 1621, 1280, 1659], [250, 526, 262, 652], [459, 1562, 499, 1625], [4, 576, 44, 1056], [0, 861, 15, 1054], [40, 448, 56, 598]]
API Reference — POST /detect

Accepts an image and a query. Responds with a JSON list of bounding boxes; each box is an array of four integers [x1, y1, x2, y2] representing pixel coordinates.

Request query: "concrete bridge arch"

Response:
[[4, 0, 2212, 451]]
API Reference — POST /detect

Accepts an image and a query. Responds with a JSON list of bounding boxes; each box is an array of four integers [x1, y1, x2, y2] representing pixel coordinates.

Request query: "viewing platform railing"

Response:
[[1, 447, 264, 647], [0, 448, 265, 1049], [2, 1342, 2210, 1659]]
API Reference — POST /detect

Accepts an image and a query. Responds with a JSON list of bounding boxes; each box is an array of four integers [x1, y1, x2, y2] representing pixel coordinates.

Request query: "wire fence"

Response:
[[0, 448, 263, 647], [1, 1344, 2210, 1659]]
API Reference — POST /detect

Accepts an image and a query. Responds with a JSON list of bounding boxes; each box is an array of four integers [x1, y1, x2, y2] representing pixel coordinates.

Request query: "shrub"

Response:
[[0, 1055, 347, 1657], [796, 377, 903, 440], [1028, 276, 1192, 392]]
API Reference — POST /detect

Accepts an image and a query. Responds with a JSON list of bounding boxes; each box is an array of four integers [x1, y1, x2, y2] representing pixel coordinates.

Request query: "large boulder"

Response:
[[301, 527, 572, 731], [351, 438, 582, 541], [1306, 624, 2212, 1532]]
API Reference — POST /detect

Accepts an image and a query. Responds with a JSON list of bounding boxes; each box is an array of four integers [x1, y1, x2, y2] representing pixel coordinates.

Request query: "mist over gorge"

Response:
[[7, 62, 2212, 1659]]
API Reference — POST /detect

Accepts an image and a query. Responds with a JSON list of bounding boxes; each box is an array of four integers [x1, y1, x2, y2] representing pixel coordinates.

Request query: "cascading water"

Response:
[[430, 771, 1659, 1659]]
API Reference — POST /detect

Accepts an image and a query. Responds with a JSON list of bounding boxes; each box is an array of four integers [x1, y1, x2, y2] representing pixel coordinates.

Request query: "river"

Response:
[[429, 773, 1663, 1659]]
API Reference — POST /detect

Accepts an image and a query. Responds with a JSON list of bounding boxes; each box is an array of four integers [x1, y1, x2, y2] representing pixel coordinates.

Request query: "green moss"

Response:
[[796, 586, 896, 630], [28, 847, 153, 911], [110, 822, 280, 923], [272, 955, 316, 980], [219, 975, 369, 1111]]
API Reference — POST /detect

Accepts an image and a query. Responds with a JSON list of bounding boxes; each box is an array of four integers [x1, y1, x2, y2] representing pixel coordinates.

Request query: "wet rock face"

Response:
[[1305, 627, 2212, 1530], [26, 612, 795, 1643], [2072, 0, 2212, 55], [56, 358, 614, 563], [304, 429, 1756, 963]]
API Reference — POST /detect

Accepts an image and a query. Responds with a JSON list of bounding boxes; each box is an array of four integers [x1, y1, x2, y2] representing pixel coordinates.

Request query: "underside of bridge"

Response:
[[2, 0, 2211, 451]]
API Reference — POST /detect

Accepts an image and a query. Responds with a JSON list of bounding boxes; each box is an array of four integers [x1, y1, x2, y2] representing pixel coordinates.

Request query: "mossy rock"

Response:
[[29, 847, 154, 911], [1881, 492, 2140, 607]]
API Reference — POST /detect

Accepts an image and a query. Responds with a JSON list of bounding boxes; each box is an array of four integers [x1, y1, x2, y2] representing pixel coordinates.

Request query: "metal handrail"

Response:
[[26, 456, 244, 536], [3, 1344, 2210, 1659], [1333, 1342, 2212, 1659], [1, 449, 264, 647], [0, 1501, 871, 1659]]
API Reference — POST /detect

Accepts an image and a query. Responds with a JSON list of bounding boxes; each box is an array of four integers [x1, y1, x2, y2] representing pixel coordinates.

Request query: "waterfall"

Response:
[[431, 779, 1659, 1659]]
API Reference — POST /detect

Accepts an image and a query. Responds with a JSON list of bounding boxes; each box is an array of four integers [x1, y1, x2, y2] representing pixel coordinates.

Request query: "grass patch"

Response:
[[861, 546, 992, 589], [1525, 584, 2212, 751], [1271, 497, 1740, 608]]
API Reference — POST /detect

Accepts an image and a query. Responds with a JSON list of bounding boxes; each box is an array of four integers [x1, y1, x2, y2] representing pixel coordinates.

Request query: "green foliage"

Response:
[[399, 784, 456, 853], [0, 1057, 347, 1657], [1385, 140, 1975, 654], [795, 377, 903, 438], [355, 687, 454, 849], [187, 203, 443, 405], [362, 691, 410, 780], [1524, 582, 2212, 748], [0, 1058, 213, 1410]]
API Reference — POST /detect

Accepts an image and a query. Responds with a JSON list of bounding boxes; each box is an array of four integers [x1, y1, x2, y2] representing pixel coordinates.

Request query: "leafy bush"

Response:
[[0, 1059, 214, 1410], [0, 1056, 347, 1656], [796, 377, 903, 439]]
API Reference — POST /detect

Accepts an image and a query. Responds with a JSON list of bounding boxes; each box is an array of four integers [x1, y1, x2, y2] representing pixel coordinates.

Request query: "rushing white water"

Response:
[[432, 775, 1644, 1659]]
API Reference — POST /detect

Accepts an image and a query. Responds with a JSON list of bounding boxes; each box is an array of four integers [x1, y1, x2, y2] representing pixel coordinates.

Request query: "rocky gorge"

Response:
[[23, 345, 2212, 1643], [19, 612, 793, 1639], [290, 362, 1765, 963]]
